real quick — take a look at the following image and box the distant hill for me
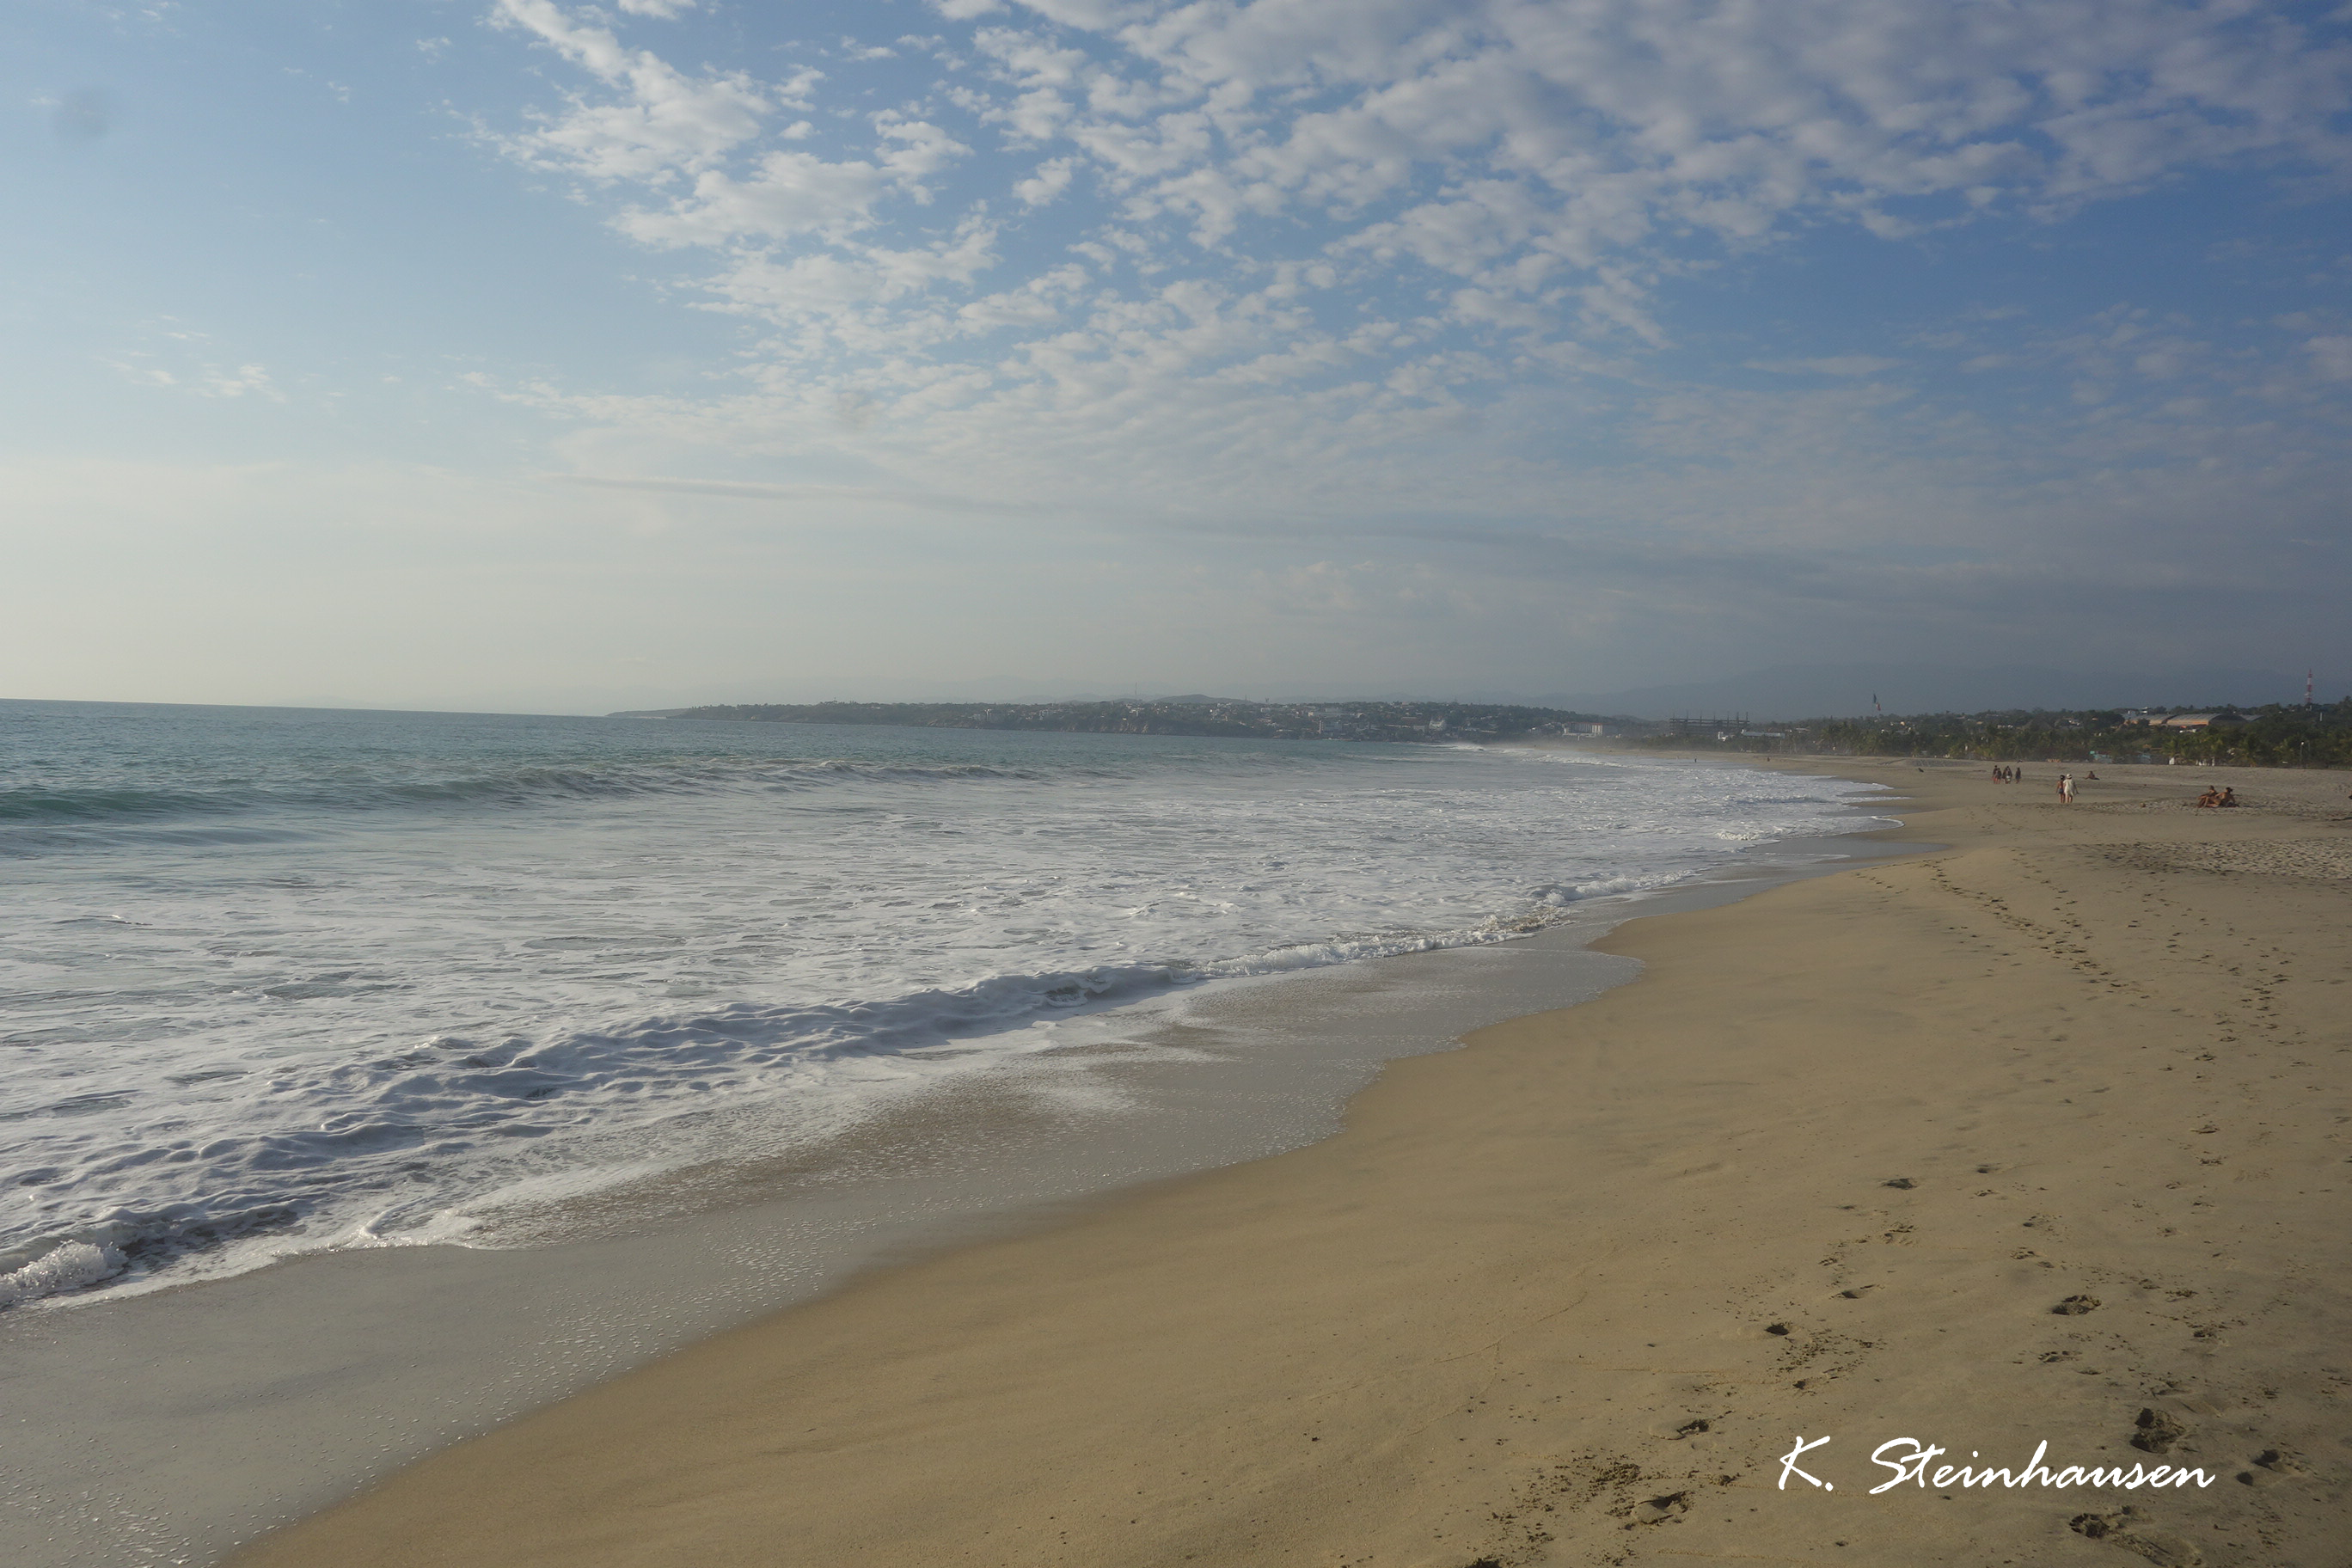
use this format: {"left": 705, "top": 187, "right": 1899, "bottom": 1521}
{"left": 660, "top": 698, "right": 1626, "bottom": 744}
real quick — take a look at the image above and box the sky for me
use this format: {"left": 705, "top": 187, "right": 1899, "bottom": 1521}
{"left": 6, "top": 0, "right": 2349, "bottom": 714}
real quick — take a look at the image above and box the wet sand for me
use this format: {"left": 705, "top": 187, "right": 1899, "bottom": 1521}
{"left": 235, "top": 759, "right": 2349, "bottom": 1567}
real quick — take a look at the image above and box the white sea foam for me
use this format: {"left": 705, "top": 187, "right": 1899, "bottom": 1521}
{"left": 0, "top": 704, "right": 1886, "bottom": 1306}
{"left": 0, "top": 1240, "right": 126, "bottom": 1308}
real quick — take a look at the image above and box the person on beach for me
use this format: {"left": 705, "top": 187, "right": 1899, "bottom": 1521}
{"left": 2219, "top": 787, "right": 2238, "bottom": 807}
{"left": 2059, "top": 773, "right": 2074, "bottom": 804}
{"left": 2196, "top": 787, "right": 2220, "bottom": 807}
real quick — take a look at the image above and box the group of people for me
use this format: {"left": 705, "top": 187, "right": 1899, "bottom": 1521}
{"left": 1989, "top": 764, "right": 2099, "bottom": 804}
{"left": 1990, "top": 763, "right": 2239, "bottom": 808}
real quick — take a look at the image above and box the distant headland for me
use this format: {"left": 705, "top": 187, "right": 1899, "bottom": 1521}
{"left": 646, "top": 698, "right": 1623, "bottom": 744}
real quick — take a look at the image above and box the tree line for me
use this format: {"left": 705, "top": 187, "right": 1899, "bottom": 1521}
{"left": 1657, "top": 701, "right": 2352, "bottom": 768}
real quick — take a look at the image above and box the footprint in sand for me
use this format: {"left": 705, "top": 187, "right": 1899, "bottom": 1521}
{"left": 2131, "top": 1408, "right": 2186, "bottom": 1455}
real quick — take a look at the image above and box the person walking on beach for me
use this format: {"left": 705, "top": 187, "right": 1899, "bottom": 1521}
{"left": 2058, "top": 773, "right": 2074, "bottom": 804}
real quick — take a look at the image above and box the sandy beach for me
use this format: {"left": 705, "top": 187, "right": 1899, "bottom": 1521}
{"left": 234, "top": 758, "right": 2349, "bottom": 1568}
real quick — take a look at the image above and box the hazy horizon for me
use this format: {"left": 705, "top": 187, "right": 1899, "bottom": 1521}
{"left": 9, "top": 2, "right": 2348, "bottom": 710}
{"left": 9, "top": 653, "right": 2340, "bottom": 723}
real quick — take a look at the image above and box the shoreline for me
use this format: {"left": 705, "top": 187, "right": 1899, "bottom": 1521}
{"left": 1, "top": 763, "right": 1894, "bottom": 1568}
{"left": 226, "top": 754, "right": 2349, "bottom": 1566}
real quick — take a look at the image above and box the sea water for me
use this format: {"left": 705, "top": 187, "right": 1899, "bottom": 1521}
{"left": 0, "top": 700, "right": 1881, "bottom": 1309}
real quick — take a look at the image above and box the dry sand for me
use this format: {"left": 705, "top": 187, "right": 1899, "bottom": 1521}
{"left": 236, "top": 759, "right": 2350, "bottom": 1568}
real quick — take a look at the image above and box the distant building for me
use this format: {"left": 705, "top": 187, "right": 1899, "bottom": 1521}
{"left": 2128, "top": 712, "right": 2244, "bottom": 730}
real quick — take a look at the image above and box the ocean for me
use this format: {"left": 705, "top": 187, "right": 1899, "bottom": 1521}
{"left": 0, "top": 699, "right": 1884, "bottom": 1312}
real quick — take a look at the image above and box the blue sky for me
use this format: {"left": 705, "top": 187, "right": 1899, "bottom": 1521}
{"left": 7, "top": 0, "right": 2349, "bottom": 712}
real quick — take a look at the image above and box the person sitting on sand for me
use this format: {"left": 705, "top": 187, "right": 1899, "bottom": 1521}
{"left": 2218, "top": 787, "right": 2238, "bottom": 807}
{"left": 2196, "top": 787, "right": 2220, "bottom": 807}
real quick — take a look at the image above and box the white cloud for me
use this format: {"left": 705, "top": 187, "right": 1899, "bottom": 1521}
{"left": 104, "top": 342, "right": 286, "bottom": 401}
{"left": 202, "top": 364, "right": 282, "bottom": 401}
{"left": 1014, "top": 156, "right": 1075, "bottom": 206}
{"left": 107, "top": 360, "right": 177, "bottom": 389}
{"left": 1747, "top": 358, "right": 1908, "bottom": 377}
{"left": 616, "top": 150, "right": 888, "bottom": 245}
{"left": 459, "top": 0, "right": 2352, "bottom": 602}
{"left": 691, "top": 222, "right": 1005, "bottom": 355}
{"left": 876, "top": 117, "right": 974, "bottom": 195}
{"left": 959, "top": 290, "right": 1065, "bottom": 330}
{"left": 2308, "top": 336, "right": 2352, "bottom": 381}
{"left": 490, "top": 0, "right": 772, "bottom": 183}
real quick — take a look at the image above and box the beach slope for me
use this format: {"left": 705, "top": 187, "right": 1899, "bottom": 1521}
{"left": 237, "top": 762, "right": 2350, "bottom": 1567}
